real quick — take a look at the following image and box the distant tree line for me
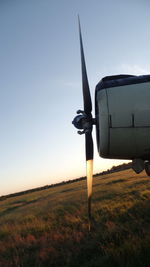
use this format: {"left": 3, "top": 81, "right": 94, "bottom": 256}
{"left": 0, "top": 162, "right": 132, "bottom": 201}
{"left": 94, "top": 162, "right": 132, "bottom": 176}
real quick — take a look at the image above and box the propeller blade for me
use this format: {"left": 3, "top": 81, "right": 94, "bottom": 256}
{"left": 78, "top": 16, "right": 92, "bottom": 115}
{"left": 77, "top": 17, "right": 94, "bottom": 230}
{"left": 85, "top": 131, "right": 93, "bottom": 230}
{"left": 85, "top": 131, "right": 93, "bottom": 161}
{"left": 86, "top": 159, "right": 93, "bottom": 231}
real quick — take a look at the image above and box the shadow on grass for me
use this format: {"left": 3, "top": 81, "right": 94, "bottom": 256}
{"left": 106, "top": 179, "right": 126, "bottom": 185}
{"left": 0, "top": 199, "right": 42, "bottom": 217}
{"left": 128, "top": 179, "right": 150, "bottom": 189}
{"left": 60, "top": 188, "right": 80, "bottom": 193}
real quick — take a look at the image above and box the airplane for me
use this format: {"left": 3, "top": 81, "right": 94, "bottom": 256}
{"left": 72, "top": 18, "right": 150, "bottom": 228}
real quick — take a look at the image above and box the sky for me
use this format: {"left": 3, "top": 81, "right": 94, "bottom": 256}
{"left": 0, "top": 0, "right": 150, "bottom": 195}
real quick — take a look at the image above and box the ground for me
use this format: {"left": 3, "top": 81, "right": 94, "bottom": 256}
{"left": 1, "top": 169, "right": 150, "bottom": 266}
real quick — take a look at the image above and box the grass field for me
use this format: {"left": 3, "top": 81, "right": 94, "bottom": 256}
{"left": 1, "top": 169, "right": 150, "bottom": 266}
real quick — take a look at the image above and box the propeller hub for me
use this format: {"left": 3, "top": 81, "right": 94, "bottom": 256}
{"left": 72, "top": 110, "right": 94, "bottom": 135}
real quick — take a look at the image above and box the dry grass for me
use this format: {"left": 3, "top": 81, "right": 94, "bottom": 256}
{"left": 1, "top": 169, "right": 150, "bottom": 266}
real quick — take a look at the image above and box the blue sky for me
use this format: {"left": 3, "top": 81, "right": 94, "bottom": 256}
{"left": 0, "top": 0, "right": 150, "bottom": 195}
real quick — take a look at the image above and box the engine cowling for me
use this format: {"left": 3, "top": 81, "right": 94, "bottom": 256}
{"left": 95, "top": 74, "right": 150, "bottom": 160}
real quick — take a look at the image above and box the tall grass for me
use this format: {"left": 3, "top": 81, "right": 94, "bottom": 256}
{"left": 1, "top": 169, "right": 150, "bottom": 266}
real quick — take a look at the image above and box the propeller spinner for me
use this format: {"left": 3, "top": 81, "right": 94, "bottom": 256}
{"left": 72, "top": 18, "right": 95, "bottom": 230}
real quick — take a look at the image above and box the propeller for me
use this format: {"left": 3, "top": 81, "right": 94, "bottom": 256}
{"left": 72, "top": 17, "right": 95, "bottom": 230}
